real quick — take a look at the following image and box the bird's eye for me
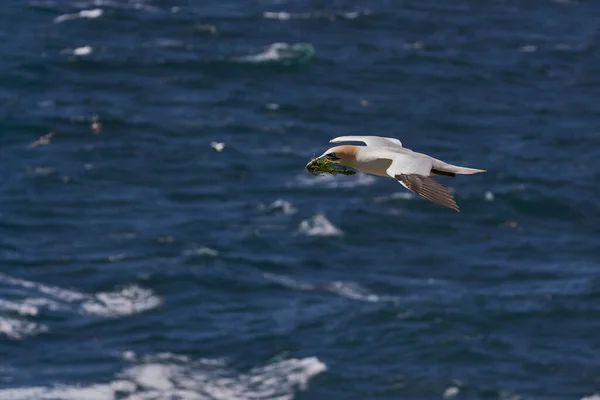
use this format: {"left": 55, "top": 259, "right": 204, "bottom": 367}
{"left": 325, "top": 152, "right": 340, "bottom": 160}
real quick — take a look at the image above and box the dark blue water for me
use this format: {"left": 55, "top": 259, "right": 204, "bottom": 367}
{"left": 1, "top": 0, "right": 600, "bottom": 399}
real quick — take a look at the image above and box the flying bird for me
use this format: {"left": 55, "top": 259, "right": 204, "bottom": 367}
{"left": 308, "top": 136, "right": 486, "bottom": 212}
{"left": 29, "top": 131, "right": 55, "bottom": 148}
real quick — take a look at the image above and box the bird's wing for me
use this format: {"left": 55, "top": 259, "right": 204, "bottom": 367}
{"left": 330, "top": 136, "right": 403, "bottom": 148}
{"left": 394, "top": 173, "right": 459, "bottom": 212}
{"left": 385, "top": 152, "right": 432, "bottom": 176}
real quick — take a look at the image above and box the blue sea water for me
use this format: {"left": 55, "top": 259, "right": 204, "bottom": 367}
{"left": 1, "top": 0, "right": 600, "bottom": 399}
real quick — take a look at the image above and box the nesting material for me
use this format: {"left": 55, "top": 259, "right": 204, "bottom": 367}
{"left": 305, "top": 157, "right": 356, "bottom": 176}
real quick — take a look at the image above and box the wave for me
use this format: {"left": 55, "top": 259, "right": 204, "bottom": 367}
{"left": 263, "top": 9, "right": 372, "bottom": 21}
{"left": 0, "top": 317, "right": 47, "bottom": 339}
{"left": 54, "top": 8, "right": 103, "bottom": 23}
{"left": 264, "top": 273, "right": 399, "bottom": 304}
{"left": 0, "top": 273, "right": 161, "bottom": 338}
{"left": 296, "top": 213, "right": 343, "bottom": 237}
{"left": 582, "top": 395, "right": 600, "bottom": 400}
{"left": 259, "top": 199, "right": 297, "bottom": 215}
{"left": 0, "top": 352, "right": 327, "bottom": 400}
{"left": 61, "top": 45, "right": 94, "bottom": 56}
{"left": 295, "top": 172, "right": 376, "bottom": 188}
{"left": 235, "top": 42, "right": 315, "bottom": 65}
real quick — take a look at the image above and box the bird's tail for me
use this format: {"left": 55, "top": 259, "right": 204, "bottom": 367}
{"left": 431, "top": 159, "right": 486, "bottom": 175}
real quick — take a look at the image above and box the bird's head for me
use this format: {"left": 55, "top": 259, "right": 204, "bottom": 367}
{"left": 316, "top": 145, "right": 359, "bottom": 167}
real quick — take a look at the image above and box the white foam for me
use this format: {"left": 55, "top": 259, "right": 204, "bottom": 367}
{"left": 263, "top": 273, "right": 315, "bottom": 291}
{"left": 582, "top": 395, "right": 600, "bottom": 400}
{"left": 519, "top": 45, "right": 537, "bottom": 53}
{"left": 296, "top": 171, "right": 376, "bottom": 188}
{"left": 374, "top": 191, "right": 414, "bottom": 202}
{"left": 0, "top": 355, "right": 326, "bottom": 400}
{"left": 238, "top": 42, "right": 315, "bottom": 64}
{"left": 0, "top": 317, "right": 47, "bottom": 339}
{"left": 263, "top": 11, "right": 293, "bottom": 20}
{"left": 263, "top": 10, "right": 370, "bottom": 21}
{"left": 72, "top": 46, "right": 93, "bottom": 56}
{"left": 0, "top": 299, "right": 38, "bottom": 316}
{"left": 0, "top": 273, "right": 160, "bottom": 319}
{"left": 261, "top": 199, "right": 297, "bottom": 215}
{"left": 55, "top": 8, "right": 103, "bottom": 23}
{"left": 484, "top": 191, "right": 494, "bottom": 201}
{"left": 264, "top": 273, "right": 398, "bottom": 304}
{"left": 71, "top": 0, "right": 159, "bottom": 12}
{"left": 443, "top": 386, "right": 460, "bottom": 398}
{"left": 0, "top": 273, "right": 86, "bottom": 302}
{"left": 184, "top": 246, "right": 219, "bottom": 257}
{"left": 82, "top": 285, "right": 161, "bottom": 317}
{"left": 210, "top": 141, "right": 225, "bottom": 152}
{"left": 327, "top": 281, "right": 381, "bottom": 303}
{"left": 297, "top": 213, "right": 343, "bottom": 237}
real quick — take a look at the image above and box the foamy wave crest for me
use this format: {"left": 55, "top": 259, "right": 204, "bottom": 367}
{"left": 0, "top": 317, "right": 47, "bottom": 339}
{"left": 582, "top": 395, "right": 600, "bottom": 400}
{"left": 0, "top": 353, "right": 327, "bottom": 400}
{"left": 70, "top": 0, "right": 160, "bottom": 12}
{"left": 297, "top": 213, "right": 343, "bottom": 236}
{"left": 259, "top": 199, "right": 297, "bottom": 215}
{"left": 54, "top": 8, "right": 103, "bottom": 23}
{"left": 81, "top": 285, "right": 161, "bottom": 317}
{"left": 0, "top": 299, "right": 38, "bottom": 316}
{"left": 374, "top": 191, "right": 414, "bottom": 202}
{"left": 327, "top": 281, "right": 397, "bottom": 303}
{"left": 263, "top": 273, "right": 316, "bottom": 291}
{"left": 237, "top": 43, "right": 315, "bottom": 65}
{"left": 263, "top": 9, "right": 371, "bottom": 21}
{"left": 264, "top": 273, "right": 399, "bottom": 304}
{"left": 0, "top": 273, "right": 160, "bottom": 320}
{"left": 295, "top": 172, "right": 376, "bottom": 188}
{"left": 61, "top": 45, "right": 93, "bottom": 56}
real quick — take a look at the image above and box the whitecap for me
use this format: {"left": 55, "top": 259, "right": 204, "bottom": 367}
{"left": 237, "top": 42, "right": 315, "bottom": 64}
{"left": 0, "top": 317, "right": 47, "bottom": 339}
{"left": 0, "top": 273, "right": 160, "bottom": 319}
{"left": 263, "top": 11, "right": 292, "bottom": 20}
{"left": 263, "top": 273, "right": 315, "bottom": 291}
{"left": 0, "top": 273, "right": 86, "bottom": 302}
{"left": 582, "top": 395, "right": 600, "bottom": 400}
{"left": 54, "top": 8, "right": 103, "bottom": 23}
{"left": 374, "top": 191, "right": 414, "bottom": 202}
{"left": 297, "top": 213, "right": 343, "bottom": 237}
{"left": 0, "top": 299, "right": 38, "bottom": 316}
{"left": 210, "top": 141, "right": 225, "bottom": 152}
{"left": 184, "top": 246, "right": 219, "bottom": 257}
{"left": 519, "top": 45, "right": 537, "bottom": 53}
{"left": 326, "top": 281, "right": 381, "bottom": 303}
{"left": 263, "top": 10, "right": 371, "bottom": 21}
{"left": 443, "top": 386, "right": 460, "bottom": 398}
{"left": 260, "top": 199, "right": 297, "bottom": 215}
{"left": 484, "top": 191, "right": 494, "bottom": 201}
{"left": 72, "top": 45, "right": 93, "bottom": 56}
{"left": 81, "top": 285, "right": 161, "bottom": 317}
{"left": 0, "top": 354, "right": 326, "bottom": 400}
{"left": 295, "top": 171, "right": 376, "bottom": 188}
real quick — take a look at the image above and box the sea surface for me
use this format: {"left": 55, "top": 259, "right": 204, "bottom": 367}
{"left": 1, "top": 0, "right": 600, "bottom": 399}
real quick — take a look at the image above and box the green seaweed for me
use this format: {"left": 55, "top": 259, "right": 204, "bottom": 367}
{"left": 305, "top": 157, "right": 356, "bottom": 176}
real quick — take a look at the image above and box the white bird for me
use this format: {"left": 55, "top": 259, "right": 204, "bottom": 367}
{"left": 311, "top": 135, "right": 486, "bottom": 212}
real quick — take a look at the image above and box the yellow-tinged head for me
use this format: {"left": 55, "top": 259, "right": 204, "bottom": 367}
{"left": 317, "top": 145, "right": 360, "bottom": 167}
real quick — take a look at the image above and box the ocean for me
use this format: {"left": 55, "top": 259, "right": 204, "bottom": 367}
{"left": 1, "top": 0, "right": 599, "bottom": 399}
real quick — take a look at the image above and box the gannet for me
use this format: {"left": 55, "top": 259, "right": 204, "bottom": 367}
{"left": 29, "top": 131, "right": 55, "bottom": 148}
{"left": 309, "top": 136, "right": 486, "bottom": 212}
